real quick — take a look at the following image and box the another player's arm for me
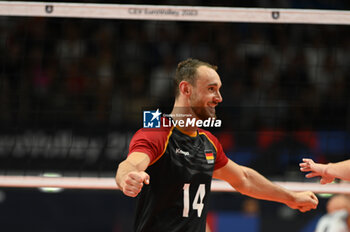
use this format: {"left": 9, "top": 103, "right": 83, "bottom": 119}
{"left": 213, "top": 160, "right": 318, "bottom": 212}
{"left": 116, "top": 152, "right": 150, "bottom": 197}
{"left": 300, "top": 158, "right": 350, "bottom": 184}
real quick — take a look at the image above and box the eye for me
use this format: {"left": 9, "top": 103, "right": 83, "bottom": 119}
{"left": 208, "top": 87, "right": 214, "bottom": 92}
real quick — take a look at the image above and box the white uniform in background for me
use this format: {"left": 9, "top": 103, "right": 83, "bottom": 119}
{"left": 315, "top": 210, "right": 349, "bottom": 232}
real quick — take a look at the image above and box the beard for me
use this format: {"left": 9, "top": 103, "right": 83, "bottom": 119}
{"left": 191, "top": 106, "right": 216, "bottom": 120}
{"left": 189, "top": 93, "right": 217, "bottom": 120}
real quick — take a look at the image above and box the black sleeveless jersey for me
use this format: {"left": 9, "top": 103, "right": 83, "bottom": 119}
{"left": 128, "top": 121, "right": 228, "bottom": 232}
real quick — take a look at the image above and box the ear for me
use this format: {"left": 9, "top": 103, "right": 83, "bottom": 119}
{"left": 179, "top": 81, "right": 192, "bottom": 97}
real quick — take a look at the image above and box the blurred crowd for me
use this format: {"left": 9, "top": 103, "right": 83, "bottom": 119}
{"left": 1, "top": 16, "right": 350, "bottom": 131}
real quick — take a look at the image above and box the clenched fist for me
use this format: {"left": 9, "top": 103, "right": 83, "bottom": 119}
{"left": 286, "top": 191, "right": 318, "bottom": 212}
{"left": 120, "top": 171, "right": 150, "bottom": 197}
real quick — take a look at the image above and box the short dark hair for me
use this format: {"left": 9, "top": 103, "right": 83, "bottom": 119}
{"left": 174, "top": 58, "right": 217, "bottom": 98}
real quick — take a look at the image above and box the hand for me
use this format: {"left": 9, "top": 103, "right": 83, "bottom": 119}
{"left": 299, "top": 158, "right": 334, "bottom": 184}
{"left": 120, "top": 171, "right": 150, "bottom": 197}
{"left": 286, "top": 191, "right": 318, "bottom": 212}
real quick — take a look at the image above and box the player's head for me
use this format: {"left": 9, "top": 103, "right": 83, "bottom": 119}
{"left": 174, "top": 58, "right": 217, "bottom": 98}
{"left": 174, "top": 58, "right": 222, "bottom": 120}
{"left": 327, "top": 194, "right": 350, "bottom": 214}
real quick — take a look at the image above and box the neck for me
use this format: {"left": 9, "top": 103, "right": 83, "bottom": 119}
{"left": 171, "top": 100, "right": 198, "bottom": 134}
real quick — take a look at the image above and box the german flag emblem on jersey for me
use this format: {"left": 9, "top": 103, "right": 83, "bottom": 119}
{"left": 205, "top": 150, "right": 214, "bottom": 164}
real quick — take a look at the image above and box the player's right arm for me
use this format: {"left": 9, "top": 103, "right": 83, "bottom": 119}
{"left": 300, "top": 158, "right": 350, "bottom": 184}
{"left": 116, "top": 152, "right": 151, "bottom": 197}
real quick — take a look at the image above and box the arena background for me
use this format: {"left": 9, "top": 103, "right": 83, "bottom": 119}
{"left": 1, "top": 0, "right": 350, "bottom": 231}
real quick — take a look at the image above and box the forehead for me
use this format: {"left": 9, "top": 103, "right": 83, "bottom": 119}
{"left": 195, "top": 65, "right": 221, "bottom": 86}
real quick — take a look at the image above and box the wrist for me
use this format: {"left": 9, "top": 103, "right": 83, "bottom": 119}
{"left": 285, "top": 191, "right": 297, "bottom": 204}
{"left": 278, "top": 188, "right": 296, "bottom": 206}
{"left": 323, "top": 163, "right": 333, "bottom": 177}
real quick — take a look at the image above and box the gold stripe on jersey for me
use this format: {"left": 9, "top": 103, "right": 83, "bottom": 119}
{"left": 149, "top": 126, "right": 175, "bottom": 166}
{"left": 175, "top": 126, "right": 198, "bottom": 137}
{"left": 199, "top": 132, "right": 218, "bottom": 152}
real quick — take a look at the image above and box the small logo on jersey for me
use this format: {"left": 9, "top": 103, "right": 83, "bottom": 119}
{"left": 143, "top": 109, "right": 161, "bottom": 128}
{"left": 205, "top": 150, "right": 214, "bottom": 164}
{"left": 176, "top": 148, "right": 190, "bottom": 156}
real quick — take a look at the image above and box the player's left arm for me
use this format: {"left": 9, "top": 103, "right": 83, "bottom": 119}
{"left": 213, "top": 160, "right": 318, "bottom": 212}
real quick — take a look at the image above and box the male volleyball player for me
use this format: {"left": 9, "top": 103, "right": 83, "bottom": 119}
{"left": 116, "top": 58, "right": 318, "bottom": 232}
{"left": 300, "top": 158, "right": 350, "bottom": 184}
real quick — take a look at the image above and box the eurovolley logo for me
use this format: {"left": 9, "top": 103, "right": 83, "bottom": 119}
{"left": 143, "top": 109, "right": 222, "bottom": 128}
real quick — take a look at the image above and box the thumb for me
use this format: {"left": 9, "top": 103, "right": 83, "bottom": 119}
{"left": 320, "top": 177, "right": 333, "bottom": 185}
{"left": 305, "top": 172, "right": 319, "bottom": 178}
{"left": 140, "top": 172, "right": 150, "bottom": 185}
{"left": 320, "top": 178, "right": 327, "bottom": 185}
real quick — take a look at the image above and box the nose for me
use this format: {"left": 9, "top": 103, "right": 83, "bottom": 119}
{"left": 215, "top": 90, "right": 223, "bottom": 103}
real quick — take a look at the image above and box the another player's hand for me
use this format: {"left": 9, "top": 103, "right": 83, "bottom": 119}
{"left": 120, "top": 171, "right": 150, "bottom": 197}
{"left": 286, "top": 191, "right": 318, "bottom": 212}
{"left": 299, "top": 158, "right": 334, "bottom": 184}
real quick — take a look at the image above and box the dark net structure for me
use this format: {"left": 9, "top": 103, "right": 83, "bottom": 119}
{"left": 2, "top": 2, "right": 350, "bottom": 232}
{"left": 1, "top": 4, "right": 350, "bottom": 180}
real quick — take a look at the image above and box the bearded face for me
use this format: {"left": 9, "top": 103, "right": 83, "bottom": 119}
{"left": 188, "top": 66, "right": 222, "bottom": 121}
{"left": 190, "top": 92, "right": 217, "bottom": 120}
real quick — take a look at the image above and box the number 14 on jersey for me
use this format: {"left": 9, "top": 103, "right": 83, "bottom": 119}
{"left": 183, "top": 183, "right": 206, "bottom": 217}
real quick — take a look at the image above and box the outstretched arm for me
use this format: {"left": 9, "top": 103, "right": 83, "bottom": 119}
{"left": 300, "top": 158, "right": 350, "bottom": 184}
{"left": 213, "top": 160, "right": 318, "bottom": 212}
{"left": 116, "top": 152, "right": 150, "bottom": 197}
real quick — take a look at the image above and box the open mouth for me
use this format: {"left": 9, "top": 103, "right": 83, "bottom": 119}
{"left": 208, "top": 103, "right": 217, "bottom": 110}
{"left": 208, "top": 102, "right": 217, "bottom": 107}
